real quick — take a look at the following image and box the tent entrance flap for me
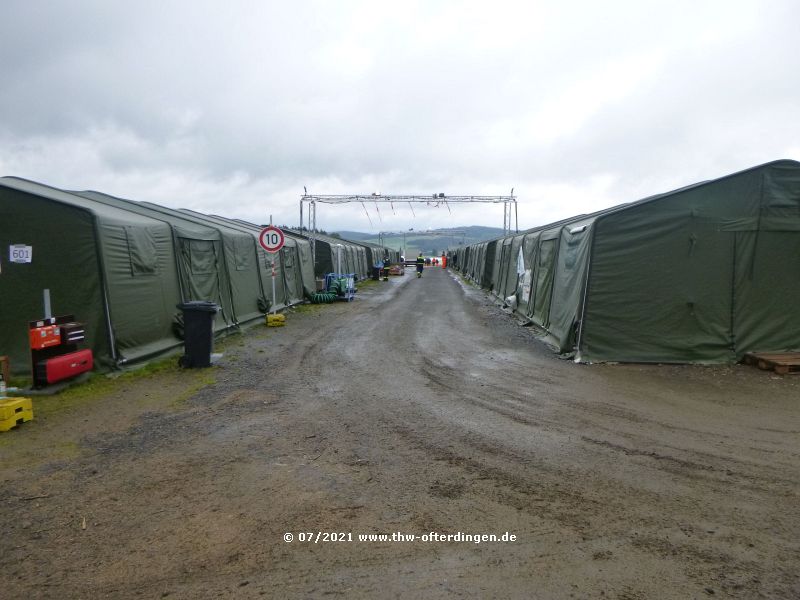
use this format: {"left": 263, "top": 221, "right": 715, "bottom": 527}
{"left": 732, "top": 231, "right": 800, "bottom": 355}
{"left": 531, "top": 238, "right": 556, "bottom": 326}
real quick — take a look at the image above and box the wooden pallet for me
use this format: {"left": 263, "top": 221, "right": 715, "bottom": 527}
{"left": 0, "top": 355, "right": 9, "bottom": 385}
{"left": 743, "top": 352, "right": 800, "bottom": 375}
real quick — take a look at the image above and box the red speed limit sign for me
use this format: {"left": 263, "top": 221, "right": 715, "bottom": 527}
{"left": 259, "top": 225, "right": 285, "bottom": 253}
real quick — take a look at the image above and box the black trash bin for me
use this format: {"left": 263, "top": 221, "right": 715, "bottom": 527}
{"left": 371, "top": 265, "right": 381, "bottom": 280}
{"left": 177, "top": 301, "right": 219, "bottom": 368}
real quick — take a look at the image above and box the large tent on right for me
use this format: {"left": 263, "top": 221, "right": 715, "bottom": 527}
{"left": 457, "top": 159, "right": 800, "bottom": 363}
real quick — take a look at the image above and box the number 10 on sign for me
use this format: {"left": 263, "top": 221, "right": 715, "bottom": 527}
{"left": 259, "top": 226, "right": 285, "bottom": 315}
{"left": 259, "top": 226, "right": 285, "bottom": 253}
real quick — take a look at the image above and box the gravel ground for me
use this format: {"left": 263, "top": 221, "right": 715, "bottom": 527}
{"left": 1, "top": 267, "right": 798, "bottom": 599}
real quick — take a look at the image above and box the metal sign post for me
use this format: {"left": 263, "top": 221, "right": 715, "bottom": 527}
{"left": 259, "top": 224, "right": 286, "bottom": 315}
{"left": 271, "top": 259, "right": 276, "bottom": 315}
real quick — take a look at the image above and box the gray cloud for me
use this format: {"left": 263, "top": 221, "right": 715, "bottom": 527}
{"left": 1, "top": 0, "right": 798, "bottom": 232}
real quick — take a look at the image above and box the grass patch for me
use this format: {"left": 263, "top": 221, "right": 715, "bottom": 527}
{"left": 51, "top": 440, "right": 82, "bottom": 459}
{"left": 356, "top": 278, "right": 380, "bottom": 288}
{"left": 170, "top": 372, "right": 217, "bottom": 408}
{"left": 0, "top": 355, "right": 218, "bottom": 462}
{"left": 292, "top": 303, "right": 325, "bottom": 314}
{"left": 32, "top": 355, "right": 186, "bottom": 417}
{"left": 216, "top": 329, "right": 246, "bottom": 350}
{"left": 453, "top": 270, "right": 478, "bottom": 287}
{"left": 0, "top": 430, "right": 82, "bottom": 457}
{"left": 24, "top": 359, "right": 217, "bottom": 426}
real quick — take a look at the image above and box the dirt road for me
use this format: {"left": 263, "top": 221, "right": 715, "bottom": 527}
{"left": 2, "top": 267, "right": 798, "bottom": 599}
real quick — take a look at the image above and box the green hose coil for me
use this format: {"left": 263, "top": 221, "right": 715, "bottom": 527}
{"left": 311, "top": 292, "right": 337, "bottom": 304}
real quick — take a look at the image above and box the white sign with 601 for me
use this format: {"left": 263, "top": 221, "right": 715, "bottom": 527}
{"left": 9, "top": 244, "right": 33, "bottom": 263}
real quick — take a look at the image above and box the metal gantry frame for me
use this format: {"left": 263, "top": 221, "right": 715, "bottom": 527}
{"left": 299, "top": 191, "right": 517, "bottom": 260}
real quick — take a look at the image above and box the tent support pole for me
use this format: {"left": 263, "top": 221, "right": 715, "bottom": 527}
{"left": 310, "top": 201, "right": 316, "bottom": 263}
{"left": 43, "top": 289, "right": 52, "bottom": 319}
{"left": 574, "top": 230, "right": 595, "bottom": 363}
{"left": 91, "top": 215, "right": 119, "bottom": 364}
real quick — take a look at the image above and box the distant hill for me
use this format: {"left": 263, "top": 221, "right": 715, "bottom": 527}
{"left": 334, "top": 226, "right": 506, "bottom": 256}
{"left": 335, "top": 230, "right": 374, "bottom": 241}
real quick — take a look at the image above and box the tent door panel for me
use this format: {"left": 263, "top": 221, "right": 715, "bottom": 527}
{"left": 532, "top": 239, "right": 556, "bottom": 325}
{"left": 282, "top": 247, "right": 299, "bottom": 304}
{"left": 178, "top": 239, "right": 224, "bottom": 307}
{"left": 732, "top": 231, "right": 800, "bottom": 355}
{"left": 497, "top": 243, "right": 509, "bottom": 297}
{"left": 522, "top": 237, "right": 539, "bottom": 318}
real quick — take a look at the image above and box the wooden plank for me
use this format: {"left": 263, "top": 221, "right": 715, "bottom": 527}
{"left": 0, "top": 355, "right": 9, "bottom": 385}
{"left": 743, "top": 351, "right": 800, "bottom": 374}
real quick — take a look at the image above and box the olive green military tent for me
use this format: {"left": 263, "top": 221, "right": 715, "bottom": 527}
{"left": 77, "top": 195, "right": 314, "bottom": 318}
{"left": 0, "top": 178, "right": 316, "bottom": 376}
{"left": 74, "top": 190, "right": 255, "bottom": 330}
{"left": 180, "top": 210, "right": 316, "bottom": 305}
{"left": 351, "top": 240, "right": 401, "bottom": 268}
{"left": 284, "top": 229, "right": 370, "bottom": 279}
{"left": 456, "top": 160, "right": 800, "bottom": 363}
{"left": 0, "top": 177, "right": 187, "bottom": 374}
{"left": 464, "top": 239, "right": 497, "bottom": 288}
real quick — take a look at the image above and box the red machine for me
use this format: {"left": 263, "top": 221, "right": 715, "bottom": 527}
{"left": 35, "top": 350, "right": 93, "bottom": 384}
{"left": 29, "top": 324, "right": 62, "bottom": 350}
{"left": 29, "top": 315, "right": 92, "bottom": 387}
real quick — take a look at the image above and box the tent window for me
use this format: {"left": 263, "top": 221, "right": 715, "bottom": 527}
{"left": 189, "top": 240, "right": 216, "bottom": 275}
{"left": 539, "top": 240, "right": 554, "bottom": 267}
{"left": 125, "top": 226, "right": 157, "bottom": 276}
{"left": 233, "top": 237, "right": 251, "bottom": 271}
{"left": 563, "top": 232, "right": 583, "bottom": 270}
{"left": 284, "top": 249, "right": 294, "bottom": 268}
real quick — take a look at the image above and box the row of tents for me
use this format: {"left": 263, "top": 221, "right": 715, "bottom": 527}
{"left": 0, "top": 177, "right": 396, "bottom": 376}
{"left": 451, "top": 159, "right": 800, "bottom": 364}
{"left": 291, "top": 229, "right": 400, "bottom": 281}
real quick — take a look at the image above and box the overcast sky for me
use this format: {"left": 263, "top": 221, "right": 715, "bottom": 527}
{"left": 1, "top": 0, "right": 798, "bottom": 233}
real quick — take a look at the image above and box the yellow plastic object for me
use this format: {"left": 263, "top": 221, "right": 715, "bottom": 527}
{"left": 266, "top": 313, "right": 286, "bottom": 327}
{"left": 0, "top": 408, "right": 34, "bottom": 432}
{"left": 0, "top": 397, "right": 33, "bottom": 421}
